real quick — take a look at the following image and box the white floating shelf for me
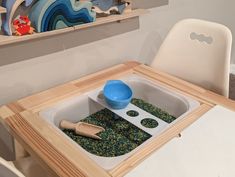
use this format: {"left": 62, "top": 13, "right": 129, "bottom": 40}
{"left": 0, "top": 6, "right": 7, "bottom": 14}
{"left": 0, "top": 9, "right": 147, "bottom": 47}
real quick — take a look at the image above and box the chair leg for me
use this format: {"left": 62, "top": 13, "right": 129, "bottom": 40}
{"left": 14, "top": 139, "right": 29, "bottom": 159}
{"left": 0, "top": 122, "right": 15, "bottom": 160}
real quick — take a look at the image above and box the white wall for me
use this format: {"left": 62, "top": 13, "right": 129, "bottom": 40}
{"left": 0, "top": 0, "right": 235, "bottom": 106}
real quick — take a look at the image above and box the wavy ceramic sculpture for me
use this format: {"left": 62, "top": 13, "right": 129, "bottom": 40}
{"left": 2, "top": 0, "right": 34, "bottom": 35}
{"left": 29, "top": 0, "right": 96, "bottom": 33}
{"left": 91, "top": 0, "right": 130, "bottom": 15}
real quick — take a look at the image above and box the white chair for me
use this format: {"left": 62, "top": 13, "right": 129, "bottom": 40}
{"left": 151, "top": 19, "right": 232, "bottom": 97}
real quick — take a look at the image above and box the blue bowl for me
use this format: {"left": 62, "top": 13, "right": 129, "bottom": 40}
{"left": 103, "top": 80, "right": 133, "bottom": 109}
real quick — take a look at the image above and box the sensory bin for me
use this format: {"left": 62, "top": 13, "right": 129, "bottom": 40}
{"left": 40, "top": 74, "right": 199, "bottom": 170}
{"left": 63, "top": 98, "right": 176, "bottom": 157}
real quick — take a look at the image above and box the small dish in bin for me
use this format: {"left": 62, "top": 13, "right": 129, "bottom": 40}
{"left": 103, "top": 80, "right": 133, "bottom": 109}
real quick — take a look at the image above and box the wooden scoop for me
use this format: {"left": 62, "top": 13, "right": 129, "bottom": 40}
{"left": 60, "top": 120, "right": 105, "bottom": 140}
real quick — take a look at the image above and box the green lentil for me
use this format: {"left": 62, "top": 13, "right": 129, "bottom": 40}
{"left": 62, "top": 98, "right": 176, "bottom": 157}
{"left": 126, "top": 110, "right": 139, "bottom": 117}
{"left": 131, "top": 98, "right": 176, "bottom": 123}
{"left": 141, "top": 118, "right": 159, "bottom": 128}
{"left": 63, "top": 108, "right": 151, "bottom": 157}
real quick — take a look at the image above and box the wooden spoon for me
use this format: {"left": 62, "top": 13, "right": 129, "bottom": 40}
{"left": 60, "top": 120, "right": 105, "bottom": 140}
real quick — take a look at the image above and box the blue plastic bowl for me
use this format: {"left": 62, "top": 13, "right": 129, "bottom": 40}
{"left": 103, "top": 80, "right": 133, "bottom": 109}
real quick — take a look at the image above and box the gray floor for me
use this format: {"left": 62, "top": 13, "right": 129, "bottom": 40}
{"left": 229, "top": 74, "right": 235, "bottom": 100}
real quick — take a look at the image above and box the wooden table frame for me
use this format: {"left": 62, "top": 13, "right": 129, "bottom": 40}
{"left": 0, "top": 61, "right": 235, "bottom": 177}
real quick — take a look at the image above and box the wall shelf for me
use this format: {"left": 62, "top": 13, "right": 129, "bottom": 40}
{"left": 0, "top": 9, "right": 147, "bottom": 47}
{"left": 0, "top": 6, "right": 7, "bottom": 14}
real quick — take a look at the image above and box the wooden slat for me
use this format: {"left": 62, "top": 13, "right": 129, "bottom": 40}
{"left": 109, "top": 104, "right": 212, "bottom": 177}
{"left": 6, "top": 112, "right": 111, "bottom": 177}
{"left": 203, "top": 91, "right": 235, "bottom": 111}
{"left": 18, "top": 84, "right": 79, "bottom": 110}
{"left": 7, "top": 102, "right": 25, "bottom": 114}
{"left": 0, "top": 106, "right": 15, "bottom": 121}
{"left": 123, "top": 60, "right": 141, "bottom": 68}
{"left": 134, "top": 65, "right": 235, "bottom": 110}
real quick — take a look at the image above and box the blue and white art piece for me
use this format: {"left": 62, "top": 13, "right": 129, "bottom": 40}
{"left": 2, "top": 0, "right": 34, "bottom": 35}
{"left": 91, "top": 0, "right": 130, "bottom": 15}
{"left": 29, "top": 0, "right": 96, "bottom": 33}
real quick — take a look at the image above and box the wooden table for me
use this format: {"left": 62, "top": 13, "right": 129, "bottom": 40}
{"left": 0, "top": 61, "right": 235, "bottom": 177}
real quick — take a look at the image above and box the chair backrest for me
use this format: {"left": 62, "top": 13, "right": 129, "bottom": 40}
{"left": 0, "top": 157, "right": 25, "bottom": 177}
{"left": 151, "top": 19, "right": 232, "bottom": 97}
